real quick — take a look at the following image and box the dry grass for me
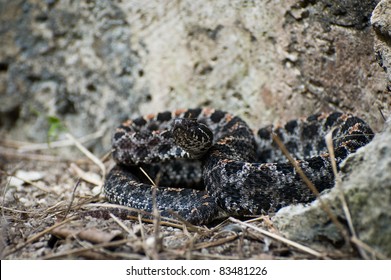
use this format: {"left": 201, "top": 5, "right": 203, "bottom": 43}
{"left": 0, "top": 132, "right": 378, "bottom": 260}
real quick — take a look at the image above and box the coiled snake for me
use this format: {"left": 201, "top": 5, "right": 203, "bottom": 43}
{"left": 104, "top": 108, "right": 373, "bottom": 224}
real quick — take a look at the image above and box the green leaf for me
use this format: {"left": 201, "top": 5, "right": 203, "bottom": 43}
{"left": 47, "top": 115, "right": 67, "bottom": 144}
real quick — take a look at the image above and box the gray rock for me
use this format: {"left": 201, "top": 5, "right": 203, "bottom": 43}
{"left": 371, "top": 0, "right": 391, "bottom": 92}
{"left": 0, "top": 1, "right": 389, "bottom": 156}
{"left": 272, "top": 117, "right": 391, "bottom": 258}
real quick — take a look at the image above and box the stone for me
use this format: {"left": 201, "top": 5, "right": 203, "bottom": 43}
{"left": 272, "top": 116, "right": 391, "bottom": 258}
{"left": 0, "top": 1, "right": 389, "bottom": 157}
{"left": 371, "top": 0, "right": 391, "bottom": 92}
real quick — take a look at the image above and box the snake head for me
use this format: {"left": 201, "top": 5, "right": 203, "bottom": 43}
{"left": 172, "top": 118, "right": 213, "bottom": 159}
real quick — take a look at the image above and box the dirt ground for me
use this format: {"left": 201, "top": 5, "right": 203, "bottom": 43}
{"left": 0, "top": 137, "right": 366, "bottom": 260}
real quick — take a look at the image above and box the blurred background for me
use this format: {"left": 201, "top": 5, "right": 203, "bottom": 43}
{"left": 0, "top": 0, "right": 389, "bottom": 157}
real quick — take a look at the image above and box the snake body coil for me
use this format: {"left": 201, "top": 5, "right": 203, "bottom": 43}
{"left": 104, "top": 108, "right": 373, "bottom": 224}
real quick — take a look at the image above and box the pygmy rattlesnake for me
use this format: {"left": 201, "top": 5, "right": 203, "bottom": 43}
{"left": 104, "top": 108, "right": 373, "bottom": 224}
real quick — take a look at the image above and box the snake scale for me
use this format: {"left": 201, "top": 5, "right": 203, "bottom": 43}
{"left": 104, "top": 108, "right": 374, "bottom": 224}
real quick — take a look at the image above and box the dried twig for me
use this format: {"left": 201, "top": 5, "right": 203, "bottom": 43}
{"left": 63, "top": 178, "right": 81, "bottom": 220}
{"left": 378, "top": 106, "right": 386, "bottom": 122}
{"left": 137, "top": 213, "right": 147, "bottom": 252}
{"left": 3, "top": 216, "right": 76, "bottom": 257}
{"left": 272, "top": 133, "right": 350, "bottom": 244}
{"left": 65, "top": 133, "right": 106, "bottom": 177}
{"left": 43, "top": 239, "right": 131, "bottom": 260}
{"left": 229, "top": 217, "right": 326, "bottom": 258}
{"left": 350, "top": 236, "right": 387, "bottom": 260}
{"left": 51, "top": 227, "right": 123, "bottom": 244}
{"left": 0, "top": 205, "right": 37, "bottom": 214}
{"left": 126, "top": 215, "right": 203, "bottom": 231}
{"left": 69, "top": 163, "right": 103, "bottom": 186}
{"left": 108, "top": 212, "right": 135, "bottom": 237}
{"left": 326, "top": 131, "right": 371, "bottom": 259}
{"left": 193, "top": 234, "right": 238, "bottom": 250}
{"left": 188, "top": 251, "right": 240, "bottom": 260}
{"left": 0, "top": 146, "right": 62, "bottom": 162}
{"left": 15, "top": 128, "right": 106, "bottom": 152}
{"left": 139, "top": 167, "right": 162, "bottom": 259}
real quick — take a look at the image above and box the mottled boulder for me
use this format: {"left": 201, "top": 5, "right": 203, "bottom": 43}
{"left": 0, "top": 1, "right": 388, "bottom": 157}
{"left": 371, "top": 0, "right": 391, "bottom": 92}
{"left": 273, "top": 116, "right": 391, "bottom": 258}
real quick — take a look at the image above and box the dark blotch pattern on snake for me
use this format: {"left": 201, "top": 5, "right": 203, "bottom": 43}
{"left": 104, "top": 108, "right": 374, "bottom": 224}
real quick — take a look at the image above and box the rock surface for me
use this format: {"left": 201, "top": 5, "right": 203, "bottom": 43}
{"left": 371, "top": 0, "right": 391, "bottom": 92}
{"left": 272, "top": 0, "right": 391, "bottom": 258}
{"left": 273, "top": 116, "right": 391, "bottom": 258}
{"left": 0, "top": 0, "right": 389, "bottom": 156}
